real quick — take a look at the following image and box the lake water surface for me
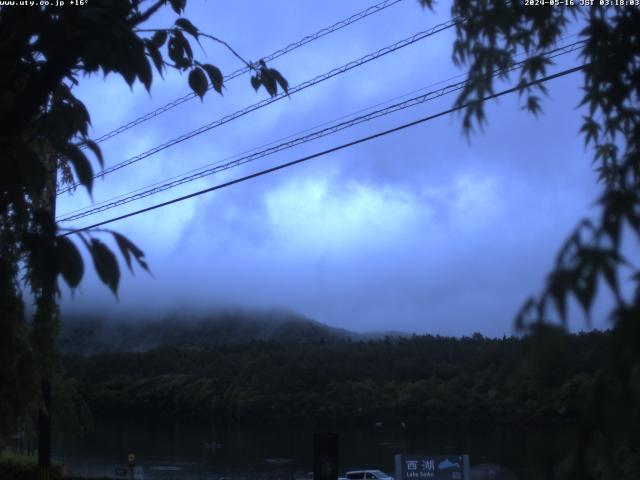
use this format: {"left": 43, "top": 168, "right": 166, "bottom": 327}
{"left": 54, "top": 417, "right": 569, "bottom": 480}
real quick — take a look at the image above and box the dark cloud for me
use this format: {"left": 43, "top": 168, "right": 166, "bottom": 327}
{"left": 58, "top": 0, "right": 610, "bottom": 336}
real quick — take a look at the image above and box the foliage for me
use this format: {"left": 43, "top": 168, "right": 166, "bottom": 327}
{"left": 416, "top": 1, "right": 639, "bottom": 477}
{"left": 50, "top": 371, "right": 93, "bottom": 441}
{"left": 63, "top": 330, "right": 607, "bottom": 425}
{"left": 0, "top": 452, "right": 63, "bottom": 480}
{"left": 0, "top": 0, "right": 285, "bottom": 440}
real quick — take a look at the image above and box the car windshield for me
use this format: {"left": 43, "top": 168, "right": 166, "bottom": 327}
{"left": 371, "top": 471, "right": 388, "bottom": 478}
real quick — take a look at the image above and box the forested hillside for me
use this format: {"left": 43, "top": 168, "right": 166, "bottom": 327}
{"left": 58, "top": 310, "right": 366, "bottom": 355}
{"left": 63, "top": 328, "right": 608, "bottom": 425}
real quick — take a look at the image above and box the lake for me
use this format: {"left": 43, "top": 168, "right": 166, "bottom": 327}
{"left": 54, "top": 417, "right": 569, "bottom": 480}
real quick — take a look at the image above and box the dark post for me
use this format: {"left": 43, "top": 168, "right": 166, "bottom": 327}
{"left": 37, "top": 153, "right": 58, "bottom": 480}
{"left": 38, "top": 380, "right": 51, "bottom": 480}
{"left": 313, "top": 433, "right": 339, "bottom": 480}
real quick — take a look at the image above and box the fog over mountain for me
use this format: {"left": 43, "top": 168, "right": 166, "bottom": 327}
{"left": 55, "top": 0, "right": 620, "bottom": 337}
{"left": 58, "top": 309, "right": 410, "bottom": 355}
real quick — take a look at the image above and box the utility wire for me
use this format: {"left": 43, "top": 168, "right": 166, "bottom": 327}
{"left": 59, "top": 32, "right": 582, "bottom": 219}
{"left": 57, "top": 42, "right": 585, "bottom": 223}
{"left": 59, "top": 62, "right": 482, "bottom": 221}
{"left": 61, "top": 63, "right": 587, "bottom": 237}
{"left": 59, "top": 16, "right": 462, "bottom": 196}
{"left": 89, "top": 0, "right": 406, "bottom": 146}
{"left": 58, "top": 79, "right": 471, "bottom": 219}
{"left": 58, "top": 85, "right": 466, "bottom": 222}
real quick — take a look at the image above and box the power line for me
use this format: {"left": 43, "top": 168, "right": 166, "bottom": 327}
{"left": 60, "top": 16, "right": 461, "bottom": 195}
{"left": 61, "top": 63, "right": 587, "bottom": 237}
{"left": 57, "top": 77, "right": 464, "bottom": 220}
{"left": 58, "top": 85, "right": 465, "bottom": 223}
{"left": 58, "top": 79, "right": 460, "bottom": 219}
{"left": 57, "top": 42, "right": 585, "bottom": 223}
{"left": 58, "top": 82, "right": 447, "bottom": 219}
{"left": 89, "top": 0, "right": 406, "bottom": 146}
{"left": 58, "top": 32, "right": 582, "bottom": 220}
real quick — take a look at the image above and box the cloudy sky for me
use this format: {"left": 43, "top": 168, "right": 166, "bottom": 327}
{"left": 55, "top": 0, "right": 621, "bottom": 336}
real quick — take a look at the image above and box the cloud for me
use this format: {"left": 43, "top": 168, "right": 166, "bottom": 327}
{"left": 264, "top": 167, "right": 419, "bottom": 253}
{"left": 57, "top": 0, "right": 614, "bottom": 337}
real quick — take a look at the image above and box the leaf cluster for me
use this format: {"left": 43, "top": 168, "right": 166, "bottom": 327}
{"left": 251, "top": 59, "right": 290, "bottom": 97}
{"left": 145, "top": 18, "right": 225, "bottom": 99}
{"left": 445, "top": 1, "right": 640, "bottom": 477}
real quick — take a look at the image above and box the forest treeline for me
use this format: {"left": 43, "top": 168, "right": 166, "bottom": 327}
{"left": 62, "top": 326, "right": 609, "bottom": 425}
{"left": 58, "top": 311, "right": 370, "bottom": 355}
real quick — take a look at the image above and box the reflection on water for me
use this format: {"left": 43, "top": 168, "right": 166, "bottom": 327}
{"left": 54, "top": 417, "right": 567, "bottom": 480}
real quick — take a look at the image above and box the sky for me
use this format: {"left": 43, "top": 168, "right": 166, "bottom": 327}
{"left": 55, "top": 0, "right": 625, "bottom": 337}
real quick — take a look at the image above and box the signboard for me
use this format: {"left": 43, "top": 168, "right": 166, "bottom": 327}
{"left": 128, "top": 454, "right": 136, "bottom": 466}
{"left": 394, "top": 454, "right": 470, "bottom": 480}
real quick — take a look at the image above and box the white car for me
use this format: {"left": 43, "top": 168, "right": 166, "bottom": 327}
{"left": 344, "top": 470, "right": 394, "bottom": 480}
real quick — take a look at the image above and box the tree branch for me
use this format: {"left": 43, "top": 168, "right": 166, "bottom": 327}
{"left": 135, "top": 27, "right": 254, "bottom": 70}
{"left": 129, "top": 0, "right": 165, "bottom": 26}
{"left": 198, "top": 32, "right": 253, "bottom": 70}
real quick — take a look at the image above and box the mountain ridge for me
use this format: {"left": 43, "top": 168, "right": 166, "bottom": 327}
{"left": 58, "top": 309, "right": 408, "bottom": 355}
